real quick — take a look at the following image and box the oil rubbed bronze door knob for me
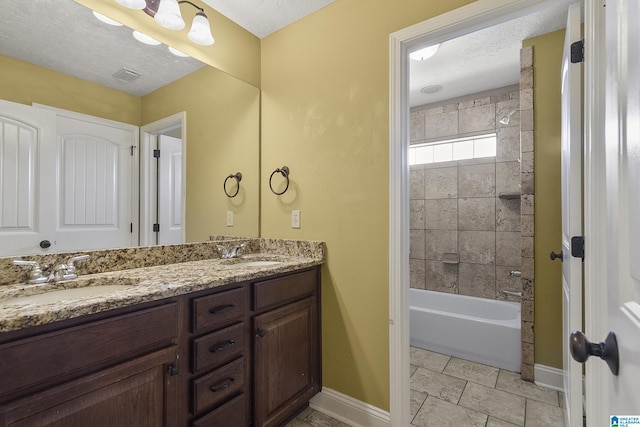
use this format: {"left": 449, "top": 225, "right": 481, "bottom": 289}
{"left": 570, "top": 330, "right": 619, "bottom": 375}
{"left": 550, "top": 250, "right": 563, "bottom": 261}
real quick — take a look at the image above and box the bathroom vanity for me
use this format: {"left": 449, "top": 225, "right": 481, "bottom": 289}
{"left": 0, "top": 240, "right": 323, "bottom": 427}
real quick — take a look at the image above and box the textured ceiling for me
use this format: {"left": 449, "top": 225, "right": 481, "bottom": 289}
{"left": 203, "top": 0, "right": 335, "bottom": 38}
{"left": 409, "top": 1, "right": 575, "bottom": 107}
{"left": 1, "top": 0, "right": 573, "bottom": 104}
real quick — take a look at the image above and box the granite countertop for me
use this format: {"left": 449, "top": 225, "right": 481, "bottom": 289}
{"left": 0, "top": 243, "right": 324, "bottom": 333}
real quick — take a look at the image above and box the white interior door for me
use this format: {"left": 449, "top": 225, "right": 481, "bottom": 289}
{"left": 50, "top": 109, "right": 139, "bottom": 252}
{"left": 587, "top": 0, "right": 640, "bottom": 421}
{"left": 0, "top": 100, "right": 57, "bottom": 256}
{"left": 157, "top": 134, "right": 183, "bottom": 245}
{"left": 561, "top": 3, "right": 584, "bottom": 425}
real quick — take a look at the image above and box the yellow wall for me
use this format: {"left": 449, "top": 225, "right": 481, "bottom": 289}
{"left": 523, "top": 30, "right": 565, "bottom": 369}
{"left": 261, "top": 0, "right": 474, "bottom": 411}
{"left": 0, "top": 54, "right": 140, "bottom": 124}
{"left": 77, "top": 0, "right": 261, "bottom": 87}
{"left": 142, "top": 67, "right": 260, "bottom": 240}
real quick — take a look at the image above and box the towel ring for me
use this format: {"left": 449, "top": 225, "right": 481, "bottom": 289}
{"left": 269, "top": 166, "right": 290, "bottom": 195}
{"left": 223, "top": 172, "right": 242, "bottom": 198}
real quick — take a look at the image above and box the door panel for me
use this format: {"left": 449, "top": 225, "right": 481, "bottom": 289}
{"left": 158, "top": 134, "right": 183, "bottom": 245}
{"left": 0, "top": 100, "right": 56, "bottom": 256}
{"left": 560, "top": 3, "right": 584, "bottom": 425}
{"left": 54, "top": 113, "right": 138, "bottom": 251}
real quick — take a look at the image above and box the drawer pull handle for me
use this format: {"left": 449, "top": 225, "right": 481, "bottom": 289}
{"left": 210, "top": 340, "right": 236, "bottom": 353}
{"left": 209, "top": 304, "right": 235, "bottom": 315}
{"left": 210, "top": 378, "right": 235, "bottom": 392}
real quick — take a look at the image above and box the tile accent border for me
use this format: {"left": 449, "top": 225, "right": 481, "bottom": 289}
{"left": 310, "top": 388, "right": 390, "bottom": 427}
{"left": 519, "top": 45, "right": 535, "bottom": 381}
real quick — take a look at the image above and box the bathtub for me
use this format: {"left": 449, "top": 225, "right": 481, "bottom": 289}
{"left": 410, "top": 288, "right": 521, "bottom": 372}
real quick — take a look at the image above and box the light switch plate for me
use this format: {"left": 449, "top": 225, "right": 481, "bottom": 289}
{"left": 291, "top": 210, "right": 300, "bottom": 228}
{"left": 226, "top": 211, "right": 234, "bottom": 226}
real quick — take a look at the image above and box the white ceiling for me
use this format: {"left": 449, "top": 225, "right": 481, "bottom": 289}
{"left": 203, "top": 0, "right": 335, "bottom": 38}
{"left": 0, "top": 0, "right": 573, "bottom": 104}
{"left": 409, "top": 1, "right": 574, "bottom": 107}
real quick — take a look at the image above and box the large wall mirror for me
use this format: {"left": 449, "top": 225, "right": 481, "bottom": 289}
{"left": 0, "top": 0, "right": 260, "bottom": 258}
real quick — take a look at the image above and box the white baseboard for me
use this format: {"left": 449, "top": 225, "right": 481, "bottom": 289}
{"left": 309, "top": 388, "right": 391, "bottom": 427}
{"left": 534, "top": 364, "right": 564, "bottom": 391}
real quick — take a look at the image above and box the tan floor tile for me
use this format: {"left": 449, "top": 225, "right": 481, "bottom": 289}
{"left": 411, "top": 389, "right": 428, "bottom": 418}
{"left": 303, "top": 410, "right": 351, "bottom": 427}
{"left": 443, "top": 357, "right": 500, "bottom": 388}
{"left": 487, "top": 416, "right": 519, "bottom": 426}
{"left": 412, "top": 396, "right": 487, "bottom": 427}
{"left": 297, "top": 406, "right": 314, "bottom": 420}
{"left": 411, "top": 367, "right": 467, "bottom": 404}
{"left": 285, "top": 419, "right": 311, "bottom": 427}
{"left": 459, "top": 382, "right": 526, "bottom": 426}
{"left": 410, "top": 347, "right": 450, "bottom": 372}
{"left": 496, "top": 370, "right": 559, "bottom": 406}
{"left": 524, "top": 399, "right": 565, "bottom": 427}
{"left": 410, "top": 363, "right": 419, "bottom": 376}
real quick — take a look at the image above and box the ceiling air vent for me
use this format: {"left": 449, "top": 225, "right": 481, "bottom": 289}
{"left": 112, "top": 68, "right": 141, "bottom": 83}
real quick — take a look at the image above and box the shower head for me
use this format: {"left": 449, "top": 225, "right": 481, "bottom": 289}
{"left": 499, "top": 109, "right": 518, "bottom": 125}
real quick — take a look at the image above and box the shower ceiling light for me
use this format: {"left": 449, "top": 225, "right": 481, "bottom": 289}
{"left": 410, "top": 44, "right": 440, "bottom": 61}
{"left": 421, "top": 85, "right": 443, "bottom": 94}
{"left": 115, "top": 0, "right": 215, "bottom": 46}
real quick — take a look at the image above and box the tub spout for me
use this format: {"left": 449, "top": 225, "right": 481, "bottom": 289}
{"left": 501, "top": 290, "right": 522, "bottom": 298}
{"left": 509, "top": 270, "right": 521, "bottom": 277}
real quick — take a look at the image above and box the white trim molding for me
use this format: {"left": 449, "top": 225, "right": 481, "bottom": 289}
{"left": 389, "top": 1, "right": 568, "bottom": 425}
{"left": 534, "top": 364, "right": 565, "bottom": 391}
{"left": 310, "top": 388, "right": 390, "bottom": 427}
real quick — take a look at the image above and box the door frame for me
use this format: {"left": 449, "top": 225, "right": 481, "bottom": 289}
{"left": 140, "top": 112, "right": 187, "bottom": 246}
{"left": 388, "top": 0, "right": 592, "bottom": 424}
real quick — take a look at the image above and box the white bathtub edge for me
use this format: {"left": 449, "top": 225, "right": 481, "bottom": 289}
{"left": 310, "top": 387, "right": 391, "bottom": 427}
{"left": 534, "top": 364, "right": 564, "bottom": 391}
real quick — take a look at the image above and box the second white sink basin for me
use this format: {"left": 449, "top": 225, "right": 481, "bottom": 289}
{"left": 0, "top": 285, "right": 131, "bottom": 306}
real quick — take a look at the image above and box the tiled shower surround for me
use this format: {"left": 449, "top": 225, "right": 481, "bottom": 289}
{"left": 409, "top": 87, "right": 522, "bottom": 301}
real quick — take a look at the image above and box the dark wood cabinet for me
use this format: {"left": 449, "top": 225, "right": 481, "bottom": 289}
{"left": 0, "top": 266, "right": 321, "bottom": 427}
{"left": 0, "top": 302, "right": 179, "bottom": 427}
{"left": 252, "top": 269, "right": 321, "bottom": 427}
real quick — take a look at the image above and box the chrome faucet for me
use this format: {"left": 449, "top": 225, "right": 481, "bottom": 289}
{"left": 216, "top": 243, "right": 246, "bottom": 259}
{"left": 12, "top": 254, "right": 90, "bottom": 283}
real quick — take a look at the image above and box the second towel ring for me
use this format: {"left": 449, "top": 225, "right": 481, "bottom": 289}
{"left": 269, "top": 166, "right": 290, "bottom": 195}
{"left": 224, "top": 172, "right": 242, "bottom": 198}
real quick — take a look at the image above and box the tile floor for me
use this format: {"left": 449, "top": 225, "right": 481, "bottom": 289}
{"left": 286, "top": 347, "right": 566, "bottom": 427}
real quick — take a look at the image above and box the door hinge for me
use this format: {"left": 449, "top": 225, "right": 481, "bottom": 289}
{"left": 153, "top": 223, "right": 160, "bottom": 232}
{"left": 153, "top": 149, "right": 160, "bottom": 158}
{"left": 571, "top": 236, "right": 584, "bottom": 260}
{"left": 571, "top": 40, "right": 584, "bottom": 63}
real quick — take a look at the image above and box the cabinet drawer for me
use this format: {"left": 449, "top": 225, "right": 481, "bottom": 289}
{"left": 193, "top": 288, "right": 246, "bottom": 332}
{"left": 192, "top": 323, "right": 245, "bottom": 373}
{"left": 0, "top": 302, "right": 177, "bottom": 402}
{"left": 253, "top": 269, "right": 317, "bottom": 311}
{"left": 192, "top": 357, "right": 245, "bottom": 414}
{"left": 192, "top": 393, "right": 247, "bottom": 427}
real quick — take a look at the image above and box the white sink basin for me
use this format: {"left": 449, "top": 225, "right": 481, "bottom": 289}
{"left": 0, "top": 285, "right": 131, "bottom": 306}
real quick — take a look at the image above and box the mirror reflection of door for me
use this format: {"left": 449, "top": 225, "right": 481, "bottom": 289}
{"left": 156, "top": 134, "right": 183, "bottom": 245}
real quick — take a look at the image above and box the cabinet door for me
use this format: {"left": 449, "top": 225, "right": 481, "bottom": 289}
{"left": 0, "top": 347, "right": 177, "bottom": 427}
{"left": 254, "top": 297, "right": 319, "bottom": 427}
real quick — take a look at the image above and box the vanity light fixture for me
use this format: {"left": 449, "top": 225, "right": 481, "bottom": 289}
{"left": 115, "top": 0, "right": 215, "bottom": 46}
{"left": 409, "top": 44, "right": 440, "bottom": 61}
